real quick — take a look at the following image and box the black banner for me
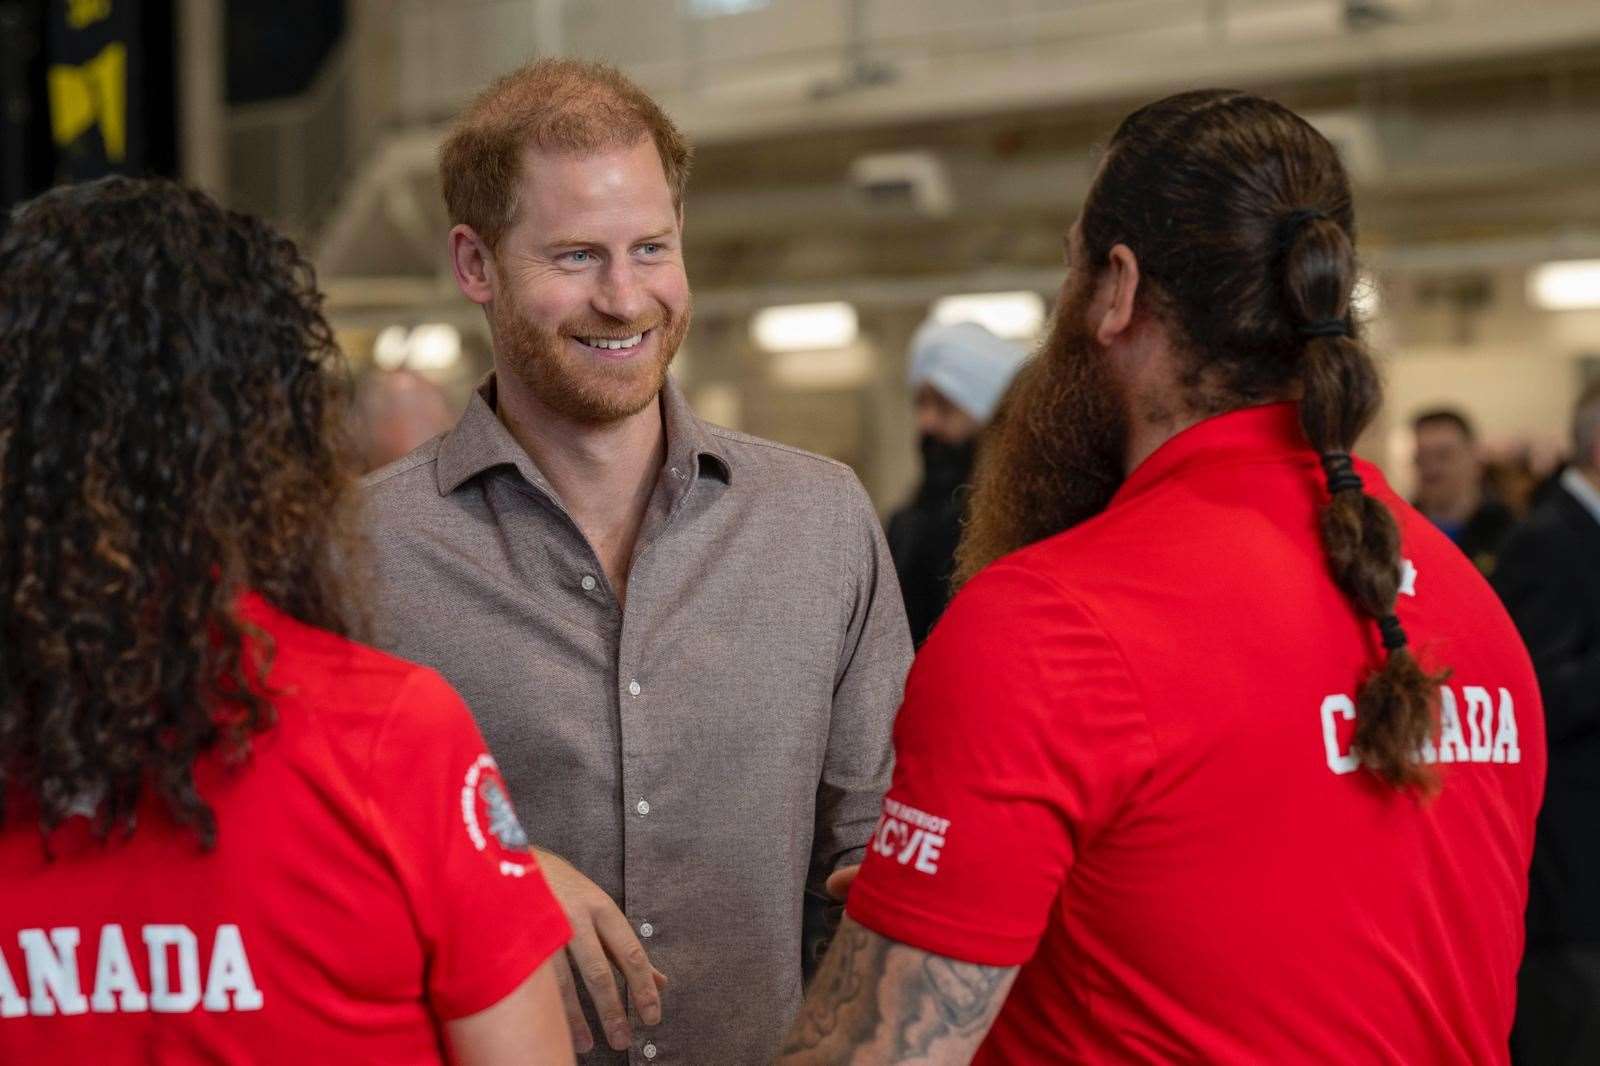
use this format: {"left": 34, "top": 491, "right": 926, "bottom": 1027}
{"left": 44, "top": 0, "right": 174, "bottom": 184}
{"left": 0, "top": 2, "right": 52, "bottom": 213}
{"left": 47, "top": 0, "right": 140, "bottom": 180}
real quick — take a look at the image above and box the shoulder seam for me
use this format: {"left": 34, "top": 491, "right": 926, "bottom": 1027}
{"left": 360, "top": 448, "right": 442, "bottom": 490}
{"left": 705, "top": 426, "right": 852, "bottom": 473}
{"left": 991, "top": 560, "right": 1161, "bottom": 795}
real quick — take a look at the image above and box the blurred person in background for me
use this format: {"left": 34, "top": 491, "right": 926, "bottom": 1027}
{"left": 353, "top": 368, "right": 459, "bottom": 474}
{"left": 362, "top": 59, "right": 909, "bottom": 1065}
{"left": 1497, "top": 380, "right": 1600, "bottom": 1065}
{"left": 887, "top": 321, "right": 1027, "bottom": 646}
{"left": 1412, "top": 407, "right": 1517, "bottom": 575}
{"left": 0, "top": 178, "right": 573, "bottom": 1066}
{"left": 779, "top": 89, "right": 1543, "bottom": 1065}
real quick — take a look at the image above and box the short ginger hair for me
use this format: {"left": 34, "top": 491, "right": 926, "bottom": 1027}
{"left": 439, "top": 58, "right": 693, "bottom": 250}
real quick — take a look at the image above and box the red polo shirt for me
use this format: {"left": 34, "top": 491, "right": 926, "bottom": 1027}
{"left": 0, "top": 593, "right": 570, "bottom": 1064}
{"left": 848, "top": 403, "right": 1545, "bottom": 1064}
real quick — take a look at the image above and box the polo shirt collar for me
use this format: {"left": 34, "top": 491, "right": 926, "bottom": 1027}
{"left": 1111, "top": 402, "right": 1313, "bottom": 508}
{"left": 435, "top": 372, "right": 731, "bottom": 496}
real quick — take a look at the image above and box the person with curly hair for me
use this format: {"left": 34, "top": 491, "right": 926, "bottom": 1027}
{"left": 0, "top": 177, "right": 575, "bottom": 1065}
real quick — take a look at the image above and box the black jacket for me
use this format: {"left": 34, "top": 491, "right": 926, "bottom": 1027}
{"left": 1455, "top": 499, "right": 1519, "bottom": 576}
{"left": 1493, "top": 479, "right": 1600, "bottom": 946}
{"left": 887, "top": 443, "right": 974, "bottom": 647}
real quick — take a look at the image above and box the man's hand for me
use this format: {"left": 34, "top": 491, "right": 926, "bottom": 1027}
{"left": 824, "top": 864, "right": 860, "bottom": 901}
{"left": 534, "top": 848, "right": 666, "bottom": 1053}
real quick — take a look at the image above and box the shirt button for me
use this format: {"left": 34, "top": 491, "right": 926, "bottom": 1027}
{"left": 636, "top": 799, "right": 651, "bottom": 816}
{"left": 639, "top": 921, "right": 654, "bottom": 938}
{"left": 581, "top": 574, "right": 597, "bottom": 591}
{"left": 643, "top": 1043, "right": 658, "bottom": 1060}
{"left": 627, "top": 679, "right": 642, "bottom": 697}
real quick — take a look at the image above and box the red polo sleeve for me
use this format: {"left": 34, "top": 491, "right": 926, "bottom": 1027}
{"left": 846, "top": 559, "right": 1153, "bottom": 966}
{"left": 364, "top": 667, "right": 572, "bottom": 1020}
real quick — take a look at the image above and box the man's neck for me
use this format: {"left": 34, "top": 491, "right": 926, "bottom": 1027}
{"left": 1123, "top": 413, "right": 1204, "bottom": 476}
{"left": 494, "top": 372, "right": 666, "bottom": 604}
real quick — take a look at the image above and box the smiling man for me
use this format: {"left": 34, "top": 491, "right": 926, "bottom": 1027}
{"left": 361, "top": 60, "right": 910, "bottom": 1066}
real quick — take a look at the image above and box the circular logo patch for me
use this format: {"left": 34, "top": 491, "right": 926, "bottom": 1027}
{"left": 460, "top": 754, "right": 535, "bottom": 877}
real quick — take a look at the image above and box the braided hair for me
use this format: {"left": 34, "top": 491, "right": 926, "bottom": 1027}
{"left": 1080, "top": 90, "right": 1445, "bottom": 792}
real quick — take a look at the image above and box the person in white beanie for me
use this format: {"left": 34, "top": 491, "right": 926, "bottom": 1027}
{"left": 887, "top": 320, "right": 1029, "bottom": 644}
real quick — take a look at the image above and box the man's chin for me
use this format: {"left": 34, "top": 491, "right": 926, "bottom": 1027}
{"left": 544, "top": 358, "right": 671, "bottom": 425}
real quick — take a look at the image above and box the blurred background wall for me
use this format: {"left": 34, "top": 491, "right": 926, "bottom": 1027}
{"left": 5, "top": 0, "right": 1600, "bottom": 511}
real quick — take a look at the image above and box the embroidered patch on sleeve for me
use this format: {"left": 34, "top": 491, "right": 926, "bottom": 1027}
{"left": 460, "top": 754, "right": 535, "bottom": 878}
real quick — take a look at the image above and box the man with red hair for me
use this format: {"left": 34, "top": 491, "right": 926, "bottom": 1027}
{"left": 364, "top": 59, "right": 910, "bottom": 1065}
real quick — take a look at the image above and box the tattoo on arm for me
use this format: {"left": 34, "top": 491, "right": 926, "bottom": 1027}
{"left": 777, "top": 917, "right": 1017, "bottom": 1064}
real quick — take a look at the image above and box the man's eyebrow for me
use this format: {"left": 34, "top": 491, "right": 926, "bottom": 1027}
{"left": 542, "top": 229, "right": 676, "bottom": 249}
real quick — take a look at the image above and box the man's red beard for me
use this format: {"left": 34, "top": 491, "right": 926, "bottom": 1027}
{"left": 492, "top": 297, "right": 690, "bottom": 425}
{"left": 953, "top": 281, "right": 1131, "bottom": 587}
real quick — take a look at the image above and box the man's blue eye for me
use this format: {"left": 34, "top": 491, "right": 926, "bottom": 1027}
{"left": 566, "top": 250, "right": 591, "bottom": 263}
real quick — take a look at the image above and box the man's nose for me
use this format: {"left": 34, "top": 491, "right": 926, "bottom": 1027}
{"left": 593, "top": 260, "right": 651, "bottom": 325}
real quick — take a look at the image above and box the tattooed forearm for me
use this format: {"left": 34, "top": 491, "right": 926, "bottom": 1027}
{"left": 783, "top": 920, "right": 890, "bottom": 1053}
{"left": 776, "top": 917, "right": 1017, "bottom": 1064}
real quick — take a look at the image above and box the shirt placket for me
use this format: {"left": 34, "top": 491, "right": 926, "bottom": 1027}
{"left": 615, "top": 457, "right": 700, "bottom": 1065}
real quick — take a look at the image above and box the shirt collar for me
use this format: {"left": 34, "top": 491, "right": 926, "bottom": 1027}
{"left": 1110, "top": 402, "right": 1325, "bottom": 508}
{"left": 435, "top": 372, "right": 732, "bottom": 497}
{"left": 1560, "top": 466, "right": 1600, "bottom": 529}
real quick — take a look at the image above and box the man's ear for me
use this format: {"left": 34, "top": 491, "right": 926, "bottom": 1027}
{"left": 449, "top": 225, "right": 496, "bottom": 306}
{"left": 1094, "top": 243, "right": 1140, "bottom": 346}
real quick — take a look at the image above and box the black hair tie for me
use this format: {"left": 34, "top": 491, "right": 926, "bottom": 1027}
{"left": 1278, "top": 208, "right": 1327, "bottom": 251}
{"left": 1378, "top": 614, "right": 1408, "bottom": 652}
{"left": 1300, "top": 319, "right": 1350, "bottom": 338}
{"left": 1319, "top": 451, "right": 1364, "bottom": 496}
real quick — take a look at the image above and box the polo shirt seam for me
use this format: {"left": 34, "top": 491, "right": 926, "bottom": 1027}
{"left": 1020, "top": 567, "right": 1162, "bottom": 833}
{"left": 355, "top": 667, "right": 433, "bottom": 955}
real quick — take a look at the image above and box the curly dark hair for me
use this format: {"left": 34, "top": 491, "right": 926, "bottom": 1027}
{"left": 0, "top": 177, "right": 362, "bottom": 848}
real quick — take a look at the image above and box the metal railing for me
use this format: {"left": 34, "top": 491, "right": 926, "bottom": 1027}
{"left": 225, "top": 39, "right": 359, "bottom": 241}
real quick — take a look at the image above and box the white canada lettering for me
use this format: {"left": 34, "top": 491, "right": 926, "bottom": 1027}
{"left": 91, "top": 925, "right": 148, "bottom": 1013}
{"left": 19, "top": 928, "right": 87, "bottom": 1016}
{"left": 1465, "top": 686, "right": 1494, "bottom": 761}
{"left": 1492, "top": 688, "right": 1521, "bottom": 764}
{"left": 144, "top": 926, "right": 201, "bottom": 1013}
{"left": 201, "top": 925, "right": 262, "bottom": 1012}
{"left": 1437, "top": 687, "right": 1470, "bottom": 763}
{"left": 870, "top": 799, "right": 950, "bottom": 876}
{"left": 1320, "top": 695, "right": 1361, "bottom": 775}
{"left": 0, "top": 945, "right": 24, "bottom": 1018}
{"left": 0, "top": 924, "right": 264, "bottom": 1018}
{"left": 1321, "top": 684, "right": 1522, "bottom": 774}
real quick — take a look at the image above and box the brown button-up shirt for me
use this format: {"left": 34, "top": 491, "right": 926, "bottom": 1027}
{"left": 361, "top": 375, "right": 911, "bottom": 1065}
